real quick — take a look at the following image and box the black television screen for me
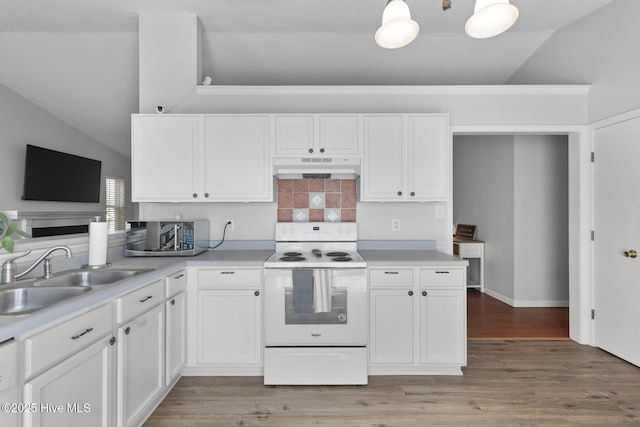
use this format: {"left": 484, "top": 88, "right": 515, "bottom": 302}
{"left": 22, "top": 145, "right": 102, "bottom": 203}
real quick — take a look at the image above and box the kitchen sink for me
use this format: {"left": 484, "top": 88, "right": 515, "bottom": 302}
{"left": 0, "top": 286, "right": 92, "bottom": 316}
{"left": 33, "top": 268, "right": 153, "bottom": 287}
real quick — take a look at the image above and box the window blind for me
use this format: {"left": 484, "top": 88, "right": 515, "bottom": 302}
{"left": 106, "top": 177, "right": 125, "bottom": 232}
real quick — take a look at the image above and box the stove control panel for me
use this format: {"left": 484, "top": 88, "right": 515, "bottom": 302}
{"left": 276, "top": 222, "right": 356, "bottom": 242}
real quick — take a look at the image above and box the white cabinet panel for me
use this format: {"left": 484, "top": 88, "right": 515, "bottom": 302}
{"left": 407, "top": 115, "right": 449, "bottom": 200}
{"left": 117, "top": 304, "right": 164, "bottom": 427}
{"left": 204, "top": 115, "right": 272, "bottom": 201}
{"left": 319, "top": 115, "right": 360, "bottom": 155}
{"left": 275, "top": 115, "right": 315, "bottom": 155}
{"left": 419, "top": 289, "right": 466, "bottom": 365}
{"left": 275, "top": 114, "right": 360, "bottom": 156}
{"left": 131, "top": 115, "right": 201, "bottom": 201}
{"left": 363, "top": 115, "right": 404, "bottom": 200}
{"left": 24, "top": 337, "right": 115, "bottom": 427}
{"left": 166, "top": 291, "right": 186, "bottom": 386}
{"left": 197, "top": 289, "right": 262, "bottom": 365}
{"left": 369, "top": 290, "right": 415, "bottom": 364}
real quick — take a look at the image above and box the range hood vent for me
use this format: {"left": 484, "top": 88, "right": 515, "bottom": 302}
{"left": 273, "top": 156, "right": 361, "bottom": 179}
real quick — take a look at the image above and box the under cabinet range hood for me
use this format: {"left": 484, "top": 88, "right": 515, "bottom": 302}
{"left": 272, "top": 156, "right": 361, "bottom": 179}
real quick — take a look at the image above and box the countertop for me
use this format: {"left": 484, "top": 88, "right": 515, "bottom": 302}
{"left": 0, "top": 250, "right": 272, "bottom": 343}
{"left": 360, "top": 250, "right": 469, "bottom": 267}
{"left": 0, "top": 249, "right": 464, "bottom": 343}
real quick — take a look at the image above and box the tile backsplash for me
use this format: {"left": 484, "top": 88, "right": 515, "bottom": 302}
{"left": 277, "top": 178, "right": 356, "bottom": 222}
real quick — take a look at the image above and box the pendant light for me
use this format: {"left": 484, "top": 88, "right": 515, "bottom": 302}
{"left": 375, "top": 0, "right": 420, "bottom": 49}
{"left": 465, "top": 0, "right": 519, "bottom": 39}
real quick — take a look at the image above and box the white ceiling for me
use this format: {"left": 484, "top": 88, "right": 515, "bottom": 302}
{"left": 0, "top": 0, "right": 614, "bottom": 157}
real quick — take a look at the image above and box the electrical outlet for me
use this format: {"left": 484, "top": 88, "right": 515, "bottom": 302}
{"left": 391, "top": 219, "right": 401, "bottom": 232}
{"left": 227, "top": 220, "right": 235, "bottom": 231}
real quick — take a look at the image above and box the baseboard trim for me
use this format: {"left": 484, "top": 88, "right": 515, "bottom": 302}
{"left": 482, "top": 288, "right": 569, "bottom": 308}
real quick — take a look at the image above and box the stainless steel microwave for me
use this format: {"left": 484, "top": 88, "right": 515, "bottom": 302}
{"left": 125, "top": 220, "right": 209, "bottom": 256}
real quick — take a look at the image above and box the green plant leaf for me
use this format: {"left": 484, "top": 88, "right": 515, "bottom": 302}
{"left": 1, "top": 236, "right": 15, "bottom": 253}
{"left": 0, "top": 211, "right": 9, "bottom": 225}
{"left": 5, "top": 223, "right": 17, "bottom": 236}
{"left": 16, "top": 230, "right": 30, "bottom": 238}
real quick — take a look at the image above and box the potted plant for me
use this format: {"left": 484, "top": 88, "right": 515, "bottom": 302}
{"left": 0, "top": 211, "right": 29, "bottom": 253}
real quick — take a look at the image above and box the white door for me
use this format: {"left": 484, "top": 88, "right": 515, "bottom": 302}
{"left": 407, "top": 115, "right": 449, "bottom": 201}
{"left": 593, "top": 116, "right": 640, "bottom": 367}
{"left": 166, "top": 291, "right": 186, "bottom": 385}
{"left": 369, "top": 289, "right": 415, "bottom": 364}
{"left": 362, "top": 115, "right": 404, "bottom": 200}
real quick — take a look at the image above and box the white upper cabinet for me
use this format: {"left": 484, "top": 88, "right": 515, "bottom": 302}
{"left": 275, "top": 115, "right": 360, "bottom": 156}
{"left": 132, "top": 114, "right": 273, "bottom": 202}
{"left": 132, "top": 115, "right": 201, "bottom": 201}
{"left": 203, "top": 115, "right": 272, "bottom": 201}
{"left": 362, "top": 114, "right": 449, "bottom": 202}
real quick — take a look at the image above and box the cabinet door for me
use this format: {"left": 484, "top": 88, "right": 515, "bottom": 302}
{"left": 24, "top": 336, "right": 115, "bottom": 427}
{"left": 362, "top": 116, "right": 404, "bottom": 201}
{"left": 166, "top": 291, "right": 186, "bottom": 385}
{"left": 204, "top": 116, "right": 272, "bottom": 201}
{"left": 369, "top": 289, "right": 415, "bottom": 364}
{"left": 118, "top": 304, "right": 165, "bottom": 427}
{"left": 419, "top": 289, "right": 466, "bottom": 365}
{"left": 319, "top": 115, "right": 360, "bottom": 155}
{"left": 275, "top": 115, "right": 314, "bottom": 155}
{"left": 197, "top": 289, "right": 262, "bottom": 364}
{"left": 131, "top": 115, "right": 201, "bottom": 201}
{"left": 407, "top": 115, "right": 449, "bottom": 200}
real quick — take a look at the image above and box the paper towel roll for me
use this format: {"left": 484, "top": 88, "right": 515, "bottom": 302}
{"left": 88, "top": 222, "right": 108, "bottom": 266}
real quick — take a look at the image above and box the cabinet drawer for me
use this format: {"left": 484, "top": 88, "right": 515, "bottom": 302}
{"left": 369, "top": 269, "right": 413, "bottom": 288}
{"left": 419, "top": 269, "right": 465, "bottom": 287}
{"left": 118, "top": 279, "right": 165, "bottom": 322}
{"left": 456, "top": 243, "right": 483, "bottom": 258}
{"left": 198, "top": 269, "right": 262, "bottom": 289}
{"left": 166, "top": 269, "right": 187, "bottom": 297}
{"left": 24, "top": 303, "right": 112, "bottom": 379}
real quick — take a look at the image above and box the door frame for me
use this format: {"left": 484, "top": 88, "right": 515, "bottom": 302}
{"left": 451, "top": 124, "right": 592, "bottom": 345}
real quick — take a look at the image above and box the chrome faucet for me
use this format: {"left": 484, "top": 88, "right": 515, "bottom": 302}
{"left": 1, "top": 246, "right": 73, "bottom": 284}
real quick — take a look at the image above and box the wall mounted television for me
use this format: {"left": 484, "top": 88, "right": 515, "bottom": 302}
{"left": 22, "top": 144, "right": 102, "bottom": 203}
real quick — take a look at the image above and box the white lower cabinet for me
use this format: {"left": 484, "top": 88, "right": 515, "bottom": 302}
{"left": 368, "top": 266, "right": 466, "bottom": 375}
{"left": 197, "top": 289, "right": 262, "bottom": 366}
{"left": 369, "top": 289, "right": 415, "bottom": 364}
{"left": 0, "top": 340, "right": 19, "bottom": 427}
{"left": 165, "top": 291, "right": 186, "bottom": 385}
{"left": 23, "top": 335, "right": 115, "bottom": 427}
{"left": 117, "top": 304, "right": 165, "bottom": 427}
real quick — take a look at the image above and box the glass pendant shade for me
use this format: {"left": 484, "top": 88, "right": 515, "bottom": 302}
{"left": 375, "top": 0, "right": 420, "bottom": 49}
{"left": 465, "top": 0, "right": 519, "bottom": 39}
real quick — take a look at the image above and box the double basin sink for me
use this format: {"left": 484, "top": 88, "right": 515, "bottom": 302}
{"left": 0, "top": 268, "right": 152, "bottom": 316}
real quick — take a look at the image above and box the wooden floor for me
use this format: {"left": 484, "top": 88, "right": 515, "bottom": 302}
{"left": 467, "top": 289, "right": 569, "bottom": 340}
{"left": 146, "top": 341, "right": 640, "bottom": 426}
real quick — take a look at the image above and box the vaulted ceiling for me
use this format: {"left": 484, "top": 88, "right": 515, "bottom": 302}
{"left": 0, "top": 0, "right": 614, "bottom": 157}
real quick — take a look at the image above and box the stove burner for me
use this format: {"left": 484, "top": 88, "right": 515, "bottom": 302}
{"left": 332, "top": 256, "right": 352, "bottom": 262}
{"left": 280, "top": 256, "right": 306, "bottom": 262}
{"left": 326, "top": 252, "right": 349, "bottom": 257}
{"left": 284, "top": 252, "right": 302, "bottom": 257}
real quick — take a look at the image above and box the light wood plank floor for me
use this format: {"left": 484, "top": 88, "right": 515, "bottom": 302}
{"left": 145, "top": 341, "right": 640, "bottom": 426}
{"left": 467, "top": 289, "right": 569, "bottom": 340}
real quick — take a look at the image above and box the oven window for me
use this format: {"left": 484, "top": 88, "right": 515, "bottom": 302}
{"left": 284, "top": 286, "right": 348, "bottom": 325}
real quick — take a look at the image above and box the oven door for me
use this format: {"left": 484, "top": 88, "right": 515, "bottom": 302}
{"left": 264, "top": 268, "right": 368, "bottom": 346}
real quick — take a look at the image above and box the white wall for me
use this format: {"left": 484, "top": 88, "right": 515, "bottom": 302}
{"left": 507, "top": 0, "right": 640, "bottom": 123}
{"left": 514, "top": 135, "right": 569, "bottom": 306}
{"left": 0, "top": 82, "right": 131, "bottom": 216}
{"left": 453, "top": 135, "right": 515, "bottom": 300}
{"left": 454, "top": 135, "right": 569, "bottom": 306}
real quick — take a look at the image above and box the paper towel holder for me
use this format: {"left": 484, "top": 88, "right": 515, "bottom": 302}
{"left": 82, "top": 216, "right": 112, "bottom": 270}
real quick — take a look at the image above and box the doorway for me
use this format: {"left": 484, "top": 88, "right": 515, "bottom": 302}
{"left": 453, "top": 134, "right": 570, "bottom": 339}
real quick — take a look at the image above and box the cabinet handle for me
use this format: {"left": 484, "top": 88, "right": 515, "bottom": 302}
{"left": 139, "top": 295, "right": 153, "bottom": 303}
{"left": 220, "top": 271, "right": 235, "bottom": 275}
{"left": 435, "top": 271, "right": 450, "bottom": 274}
{"left": 309, "top": 148, "right": 314, "bottom": 153}
{"left": 255, "top": 290, "right": 260, "bottom": 296}
{"left": 397, "top": 191, "right": 403, "bottom": 196}
{"left": 170, "top": 298, "right": 176, "bottom": 305}
{"left": 408, "top": 291, "right": 414, "bottom": 296}
{"left": 410, "top": 192, "right": 415, "bottom": 197}
{"left": 192, "top": 193, "right": 198, "bottom": 198}
{"left": 174, "top": 273, "right": 185, "bottom": 279}
{"left": 109, "top": 336, "right": 116, "bottom": 346}
{"left": 384, "top": 271, "right": 399, "bottom": 275}
{"left": 125, "top": 326, "right": 131, "bottom": 335}
{"left": 204, "top": 193, "right": 210, "bottom": 198}
{"left": 320, "top": 148, "right": 325, "bottom": 153}
{"left": 71, "top": 327, "right": 94, "bottom": 340}
{"left": 422, "top": 291, "right": 428, "bottom": 296}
